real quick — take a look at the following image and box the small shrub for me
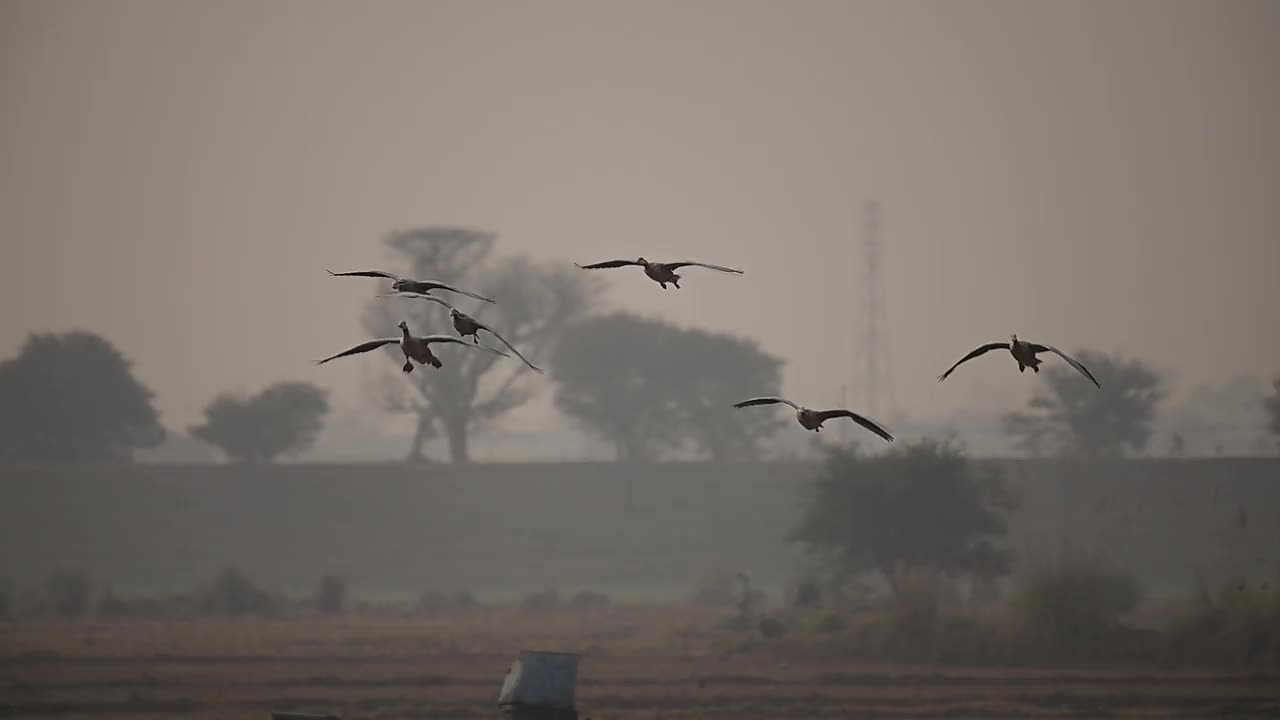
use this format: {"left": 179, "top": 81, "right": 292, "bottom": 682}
{"left": 566, "top": 590, "right": 609, "bottom": 610}
{"left": 522, "top": 589, "right": 561, "bottom": 611}
{"left": 315, "top": 575, "right": 347, "bottom": 614}
{"left": 789, "top": 578, "right": 823, "bottom": 610}
{"left": 45, "top": 570, "right": 92, "bottom": 617}
{"left": 201, "top": 567, "right": 274, "bottom": 616}
{"left": 758, "top": 614, "right": 787, "bottom": 639}
{"left": 1010, "top": 554, "right": 1142, "bottom": 661}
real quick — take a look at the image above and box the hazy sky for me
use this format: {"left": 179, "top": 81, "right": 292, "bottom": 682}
{"left": 3, "top": 0, "right": 1278, "bottom": 437}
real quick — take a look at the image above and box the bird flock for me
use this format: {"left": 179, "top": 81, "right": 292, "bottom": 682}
{"left": 318, "top": 255, "right": 1100, "bottom": 446}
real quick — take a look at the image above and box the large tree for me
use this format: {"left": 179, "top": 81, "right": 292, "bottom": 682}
{"left": 789, "top": 438, "right": 1013, "bottom": 596}
{"left": 1002, "top": 349, "right": 1164, "bottom": 458}
{"left": 0, "top": 330, "right": 164, "bottom": 462}
{"left": 1264, "top": 375, "right": 1280, "bottom": 449}
{"left": 362, "top": 227, "right": 599, "bottom": 463}
{"left": 191, "top": 381, "right": 330, "bottom": 463}
{"left": 551, "top": 312, "right": 784, "bottom": 461}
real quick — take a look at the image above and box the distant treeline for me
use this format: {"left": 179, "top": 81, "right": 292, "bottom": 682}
{"left": 2, "top": 459, "right": 1276, "bottom": 595}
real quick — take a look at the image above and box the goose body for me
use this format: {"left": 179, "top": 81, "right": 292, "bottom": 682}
{"left": 732, "top": 396, "right": 894, "bottom": 442}
{"left": 379, "top": 292, "right": 544, "bottom": 373}
{"left": 326, "top": 268, "right": 496, "bottom": 304}
{"left": 936, "top": 334, "right": 1100, "bottom": 388}
{"left": 574, "top": 257, "right": 742, "bottom": 289}
{"left": 316, "top": 320, "right": 508, "bottom": 373}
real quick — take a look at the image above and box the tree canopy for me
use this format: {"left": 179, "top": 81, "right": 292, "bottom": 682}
{"left": 1002, "top": 350, "right": 1164, "bottom": 458}
{"left": 190, "top": 381, "right": 330, "bottom": 463}
{"left": 551, "top": 311, "right": 784, "bottom": 461}
{"left": 0, "top": 330, "right": 163, "bottom": 462}
{"left": 788, "top": 438, "right": 1013, "bottom": 594}
{"left": 362, "top": 227, "right": 600, "bottom": 463}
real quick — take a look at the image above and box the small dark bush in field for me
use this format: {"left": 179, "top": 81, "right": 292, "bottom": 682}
{"left": 201, "top": 567, "right": 274, "bottom": 616}
{"left": 96, "top": 586, "right": 166, "bottom": 620}
{"left": 758, "top": 614, "right": 787, "bottom": 639}
{"left": 417, "top": 589, "right": 479, "bottom": 613}
{"left": 315, "top": 575, "right": 346, "bottom": 614}
{"left": 1011, "top": 554, "right": 1141, "bottom": 660}
{"left": 522, "top": 589, "right": 562, "bottom": 611}
{"left": 566, "top": 590, "right": 609, "bottom": 610}
{"left": 789, "top": 578, "right": 823, "bottom": 609}
{"left": 45, "top": 570, "right": 92, "bottom": 617}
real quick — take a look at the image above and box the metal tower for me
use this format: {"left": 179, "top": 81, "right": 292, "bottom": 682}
{"left": 856, "top": 201, "right": 895, "bottom": 426}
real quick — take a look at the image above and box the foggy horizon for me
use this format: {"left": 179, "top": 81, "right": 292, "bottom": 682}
{"left": 3, "top": 0, "right": 1278, "bottom": 455}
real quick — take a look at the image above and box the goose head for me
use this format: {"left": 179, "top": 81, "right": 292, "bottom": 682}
{"left": 391, "top": 279, "right": 411, "bottom": 292}
{"left": 397, "top": 320, "right": 410, "bottom": 333}
{"left": 636, "top": 256, "right": 648, "bottom": 265}
{"left": 1010, "top": 333, "right": 1019, "bottom": 344}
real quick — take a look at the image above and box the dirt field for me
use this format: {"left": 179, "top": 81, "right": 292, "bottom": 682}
{"left": 3, "top": 609, "right": 1278, "bottom": 719}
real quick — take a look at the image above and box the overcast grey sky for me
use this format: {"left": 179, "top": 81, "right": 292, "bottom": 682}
{"left": 2, "top": 0, "right": 1277, "bottom": 435}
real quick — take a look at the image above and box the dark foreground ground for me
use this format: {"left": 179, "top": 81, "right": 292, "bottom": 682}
{"left": 3, "top": 609, "right": 1278, "bottom": 719}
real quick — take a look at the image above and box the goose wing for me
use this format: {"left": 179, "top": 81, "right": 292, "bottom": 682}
{"left": 402, "top": 281, "right": 495, "bottom": 304}
{"left": 936, "top": 342, "right": 1010, "bottom": 382}
{"left": 814, "top": 409, "right": 895, "bottom": 443}
{"left": 470, "top": 320, "right": 544, "bottom": 373}
{"left": 732, "top": 396, "right": 801, "bottom": 411}
{"left": 664, "top": 261, "right": 744, "bottom": 274}
{"left": 1028, "top": 344, "right": 1101, "bottom": 389}
{"left": 316, "top": 338, "right": 400, "bottom": 364}
{"left": 378, "top": 291, "right": 458, "bottom": 312}
{"left": 574, "top": 259, "right": 643, "bottom": 270}
{"left": 327, "top": 269, "right": 401, "bottom": 281}
{"left": 419, "top": 334, "right": 510, "bottom": 357}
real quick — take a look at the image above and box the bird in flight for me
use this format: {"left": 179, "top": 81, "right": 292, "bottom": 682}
{"left": 936, "top": 334, "right": 1100, "bottom": 388}
{"left": 326, "top": 269, "right": 495, "bottom": 304}
{"left": 316, "top": 320, "right": 507, "bottom": 374}
{"left": 731, "top": 396, "right": 894, "bottom": 442}
{"left": 574, "top": 257, "right": 742, "bottom": 289}
{"left": 378, "top": 292, "right": 544, "bottom": 374}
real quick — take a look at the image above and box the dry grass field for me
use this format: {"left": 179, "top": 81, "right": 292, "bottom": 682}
{"left": 3, "top": 607, "right": 1279, "bottom": 719}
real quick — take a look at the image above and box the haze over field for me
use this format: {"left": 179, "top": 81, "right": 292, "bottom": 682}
{"left": 3, "top": 0, "right": 1278, "bottom": 459}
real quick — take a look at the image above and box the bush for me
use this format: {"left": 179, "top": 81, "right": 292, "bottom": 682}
{"left": 45, "top": 570, "right": 92, "bottom": 617}
{"left": 201, "top": 567, "right": 274, "bottom": 616}
{"left": 315, "top": 575, "right": 346, "bottom": 614}
{"left": 522, "top": 589, "right": 561, "bottom": 611}
{"left": 566, "top": 590, "right": 609, "bottom": 610}
{"left": 789, "top": 578, "right": 823, "bottom": 610}
{"left": 1165, "top": 579, "right": 1280, "bottom": 666}
{"left": 1010, "top": 554, "right": 1142, "bottom": 661}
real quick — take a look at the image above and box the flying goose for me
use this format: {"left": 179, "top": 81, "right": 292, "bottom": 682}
{"left": 378, "top": 292, "right": 544, "bottom": 374}
{"left": 732, "top": 397, "right": 894, "bottom": 442}
{"left": 936, "top": 334, "right": 1101, "bottom": 388}
{"left": 326, "top": 268, "right": 496, "bottom": 304}
{"left": 574, "top": 257, "right": 743, "bottom": 289}
{"left": 316, "top": 320, "right": 508, "bottom": 374}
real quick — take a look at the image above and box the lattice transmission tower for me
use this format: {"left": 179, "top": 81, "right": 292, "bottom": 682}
{"left": 845, "top": 201, "right": 896, "bottom": 443}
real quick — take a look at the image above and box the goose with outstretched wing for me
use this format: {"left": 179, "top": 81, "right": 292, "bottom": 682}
{"left": 574, "top": 257, "right": 743, "bottom": 289}
{"left": 935, "top": 334, "right": 1100, "bottom": 388}
{"left": 316, "top": 320, "right": 507, "bottom": 373}
{"left": 732, "top": 396, "right": 893, "bottom": 442}
{"left": 326, "top": 268, "right": 495, "bottom": 304}
{"left": 378, "top": 292, "right": 544, "bottom": 374}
